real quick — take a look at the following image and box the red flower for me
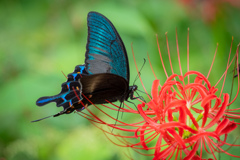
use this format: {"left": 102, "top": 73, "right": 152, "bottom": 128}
{"left": 77, "top": 30, "right": 240, "bottom": 160}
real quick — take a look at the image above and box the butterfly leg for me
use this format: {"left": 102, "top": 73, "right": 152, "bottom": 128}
{"left": 112, "top": 102, "right": 123, "bottom": 132}
{"left": 129, "top": 91, "right": 146, "bottom": 103}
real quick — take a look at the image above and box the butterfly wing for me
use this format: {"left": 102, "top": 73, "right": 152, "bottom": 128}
{"left": 85, "top": 12, "right": 129, "bottom": 83}
{"left": 36, "top": 65, "right": 86, "bottom": 111}
{"left": 80, "top": 73, "right": 128, "bottom": 105}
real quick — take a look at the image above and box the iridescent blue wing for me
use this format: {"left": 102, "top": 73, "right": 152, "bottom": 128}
{"left": 36, "top": 65, "right": 87, "bottom": 111}
{"left": 35, "top": 12, "right": 133, "bottom": 119}
{"left": 85, "top": 12, "right": 129, "bottom": 83}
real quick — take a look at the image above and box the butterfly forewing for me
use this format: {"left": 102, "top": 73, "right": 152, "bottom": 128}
{"left": 85, "top": 12, "right": 129, "bottom": 82}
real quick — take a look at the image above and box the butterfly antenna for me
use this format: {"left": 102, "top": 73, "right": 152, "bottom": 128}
{"left": 133, "top": 58, "right": 146, "bottom": 85}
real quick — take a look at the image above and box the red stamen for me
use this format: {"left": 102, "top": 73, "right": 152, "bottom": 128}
{"left": 176, "top": 28, "right": 183, "bottom": 76}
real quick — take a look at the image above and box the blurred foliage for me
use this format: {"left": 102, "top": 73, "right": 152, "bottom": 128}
{"left": 0, "top": 0, "right": 240, "bottom": 160}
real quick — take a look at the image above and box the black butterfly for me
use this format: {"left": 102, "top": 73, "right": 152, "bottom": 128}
{"left": 34, "top": 12, "right": 138, "bottom": 120}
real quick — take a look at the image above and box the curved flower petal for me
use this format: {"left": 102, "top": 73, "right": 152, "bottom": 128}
{"left": 204, "top": 94, "right": 229, "bottom": 129}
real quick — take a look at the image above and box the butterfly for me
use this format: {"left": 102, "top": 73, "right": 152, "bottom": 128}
{"left": 34, "top": 11, "right": 138, "bottom": 121}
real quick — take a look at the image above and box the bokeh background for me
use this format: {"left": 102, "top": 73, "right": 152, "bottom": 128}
{"left": 1, "top": 0, "right": 240, "bottom": 160}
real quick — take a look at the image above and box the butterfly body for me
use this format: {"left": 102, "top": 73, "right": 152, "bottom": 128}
{"left": 35, "top": 11, "right": 137, "bottom": 119}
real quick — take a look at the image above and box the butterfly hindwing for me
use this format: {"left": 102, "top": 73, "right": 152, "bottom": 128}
{"left": 36, "top": 65, "right": 86, "bottom": 110}
{"left": 80, "top": 73, "right": 128, "bottom": 104}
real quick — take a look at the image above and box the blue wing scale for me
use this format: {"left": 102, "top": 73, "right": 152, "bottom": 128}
{"left": 85, "top": 12, "right": 129, "bottom": 82}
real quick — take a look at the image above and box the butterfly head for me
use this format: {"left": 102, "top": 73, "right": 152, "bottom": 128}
{"left": 130, "top": 85, "right": 138, "bottom": 92}
{"left": 123, "top": 85, "right": 138, "bottom": 101}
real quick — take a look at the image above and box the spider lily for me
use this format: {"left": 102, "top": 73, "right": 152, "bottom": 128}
{"left": 77, "top": 29, "right": 240, "bottom": 160}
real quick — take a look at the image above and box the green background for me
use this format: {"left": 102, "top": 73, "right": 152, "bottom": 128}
{"left": 1, "top": 0, "right": 240, "bottom": 159}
